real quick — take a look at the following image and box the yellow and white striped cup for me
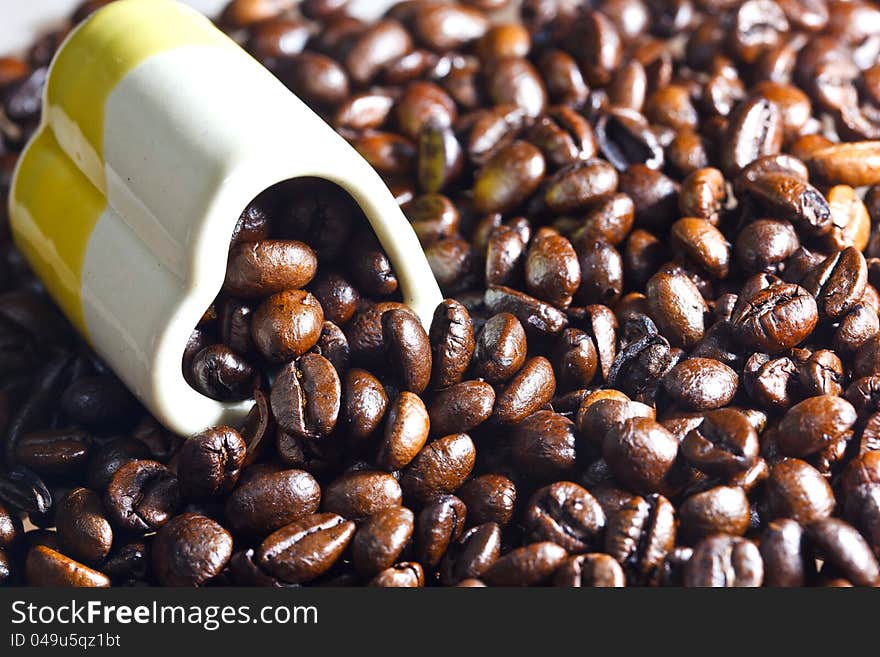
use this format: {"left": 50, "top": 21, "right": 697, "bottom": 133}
{"left": 8, "top": 0, "right": 441, "bottom": 436}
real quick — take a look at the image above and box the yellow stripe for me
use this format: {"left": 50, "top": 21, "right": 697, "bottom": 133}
{"left": 9, "top": 0, "right": 240, "bottom": 339}
{"left": 10, "top": 131, "right": 104, "bottom": 334}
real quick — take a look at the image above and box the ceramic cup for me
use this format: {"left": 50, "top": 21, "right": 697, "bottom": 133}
{"left": 8, "top": 0, "right": 442, "bottom": 436}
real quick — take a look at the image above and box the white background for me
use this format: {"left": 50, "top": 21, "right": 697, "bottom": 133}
{"left": 0, "top": 0, "right": 400, "bottom": 55}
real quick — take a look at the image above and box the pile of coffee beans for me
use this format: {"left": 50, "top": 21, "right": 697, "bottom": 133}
{"left": 1, "top": 0, "right": 880, "bottom": 587}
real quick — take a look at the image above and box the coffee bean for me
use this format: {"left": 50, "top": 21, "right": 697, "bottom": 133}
{"left": 429, "top": 380, "right": 495, "bottom": 436}
{"left": 605, "top": 494, "right": 676, "bottom": 581}
{"left": 257, "top": 513, "right": 355, "bottom": 583}
{"left": 383, "top": 309, "right": 432, "bottom": 394}
{"left": 15, "top": 429, "right": 91, "bottom": 478}
{"left": 252, "top": 290, "right": 324, "bottom": 362}
{"left": 511, "top": 411, "right": 577, "bottom": 480}
{"left": 731, "top": 280, "right": 818, "bottom": 352}
{"left": 681, "top": 408, "right": 759, "bottom": 477}
{"left": 152, "top": 513, "right": 233, "bottom": 587}
{"left": 807, "top": 517, "right": 879, "bottom": 586}
{"left": 484, "top": 285, "right": 568, "bottom": 336}
{"left": 439, "top": 522, "right": 502, "bottom": 585}
{"left": 553, "top": 553, "right": 625, "bottom": 587}
{"left": 761, "top": 518, "right": 809, "bottom": 587}
{"left": 56, "top": 488, "right": 112, "bottom": 565}
{"left": 765, "top": 458, "right": 835, "bottom": 524}
{"left": 342, "top": 369, "right": 388, "bottom": 440}
{"left": 457, "top": 475, "right": 516, "bottom": 527}
{"left": 494, "top": 356, "right": 556, "bottom": 424}
{"left": 679, "top": 486, "right": 751, "bottom": 543}
{"left": 25, "top": 545, "right": 110, "bottom": 587}
{"left": 474, "top": 141, "right": 546, "bottom": 213}
{"left": 271, "top": 353, "right": 341, "bottom": 439}
{"left": 177, "top": 427, "right": 246, "bottom": 500}
{"left": 352, "top": 506, "right": 415, "bottom": 576}
{"left": 483, "top": 542, "right": 568, "bottom": 586}
{"left": 400, "top": 433, "right": 476, "bottom": 505}
{"left": 776, "top": 395, "right": 856, "bottom": 457}
{"left": 684, "top": 535, "right": 763, "bottom": 587}
{"left": 802, "top": 247, "right": 867, "bottom": 320}
{"left": 321, "top": 470, "right": 402, "bottom": 522}
{"left": 378, "top": 392, "right": 430, "bottom": 471}
{"left": 662, "top": 358, "right": 738, "bottom": 410}
{"left": 808, "top": 141, "right": 880, "bottom": 187}
{"left": 105, "top": 461, "right": 179, "bottom": 534}
{"left": 524, "top": 481, "right": 605, "bottom": 553}
{"left": 414, "top": 494, "right": 466, "bottom": 568}
{"left": 429, "top": 299, "right": 475, "bottom": 389}
{"left": 225, "top": 468, "right": 320, "bottom": 535}
{"left": 646, "top": 270, "right": 707, "bottom": 348}
{"left": 603, "top": 417, "right": 679, "bottom": 494}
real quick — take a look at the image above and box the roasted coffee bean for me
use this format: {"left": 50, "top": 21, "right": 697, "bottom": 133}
{"left": 553, "top": 553, "right": 625, "bottom": 587}
{"left": 605, "top": 494, "right": 676, "bottom": 581}
{"left": 563, "top": 12, "right": 622, "bottom": 87}
{"left": 679, "top": 487, "right": 751, "bottom": 543}
{"left": 224, "top": 240, "right": 316, "bottom": 298}
{"left": 681, "top": 409, "right": 759, "bottom": 477}
{"left": 474, "top": 312, "right": 527, "bottom": 383}
{"left": 378, "top": 392, "right": 430, "bottom": 471}
{"left": 684, "top": 535, "right": 763, "bottom": 587}
{"left": 473, "top": 141, "right": 546, "bottom": 213}
{"left": 603, "top": 417, "right": 679, "bottom": 494}
{"left": 383, "top": 309, "right": 432, "bottom": 394}
{"left": 574, "top": 240, "right": 624, "bottom": 306}
{"left": 761, "top": 519, "right": 809, "bottom": 587}
{"left": 494, "top": 356, "right": 556, "bottom": 424}
{"left": 743, "top": 174, "right": 831, "bottom": 236}
{"left": 679, "top": 168, "right": 726, "bottom": 223}
{"left": 0, "top": 502, "right": 21, "bottom": 551}
{"left": 765, "top": 458, "right": 835, "bottom": 524}
{"left": 525, "top": 231, "right": 580, "bottom": 308}
{"left": 646, "top": 270, "right": 707, "bottom": 348}
{"left": 722, "top": 97, "right": 784, "bottom": 174}
{"left": 188, "top": 345, "right": 257, "bottom": 402}
{"left": 177, "top": 427, "right": 246, "bottom": 500}
{"left": 577, "top": 397, "right": 654, "bottom": 448}
{"left": 429, "top": 380, "right": 494, "bottom": 437}
{"left": 277, "top": 52, "right": 349, "bottom": 107}
{"left": 400, "top": 433, "right": 475, "bottom": 505}
{"left": 60, "top": 375, "right": 139, "bottom": 430}
{"left": 104, "top": 461, "right": 179, "bottom": 534}
{"left": 511, "top": 411, "right": 577, "bottom": 480}
{"left": 342, "top": 369, "right": 388, "bottom": 440}
{"left": 807, "top": 141, "right": 880, "bottom": 187}
{"left": 322, "top": 470, "right": 401, "bottom": 522}
{"left": 25, "top": 545, "right": 110, "bottom": 588}
{"left": 369, "top": 562, "right": 425, "bottom": 587}
{"left": 544, "top": 159, "right": 618, "bottom": 214}
{"left": 456, "top": 475, "right": 516, "bottom": 527}
{"left": 225, "top": 468, "right": 320, "bottom": 535}
{"left": 439, "top": 522, "right": 502, "bottom": 585}
{"left": 807, "top": 517, "right": 879, "bottom": 586}
{"left": 662, "top": 358, "right": 738, "bottom": 410}
{"left": 56, "top": 488, "right": 112, "bottom": 565}
{"left": 526, "top": 107, "right": 596, "bottom": 169}
{"left": 309, "top": 271, "right": 360, "bottom": 326}
{"left": 15, "top": 429, "right": 91, "bottom": 478}
{"left": 735, "top": 220, "right": 799, "bottom": 273}
{"left": 257, "top": 513, "right": 355, "bottom": 583}
{"left": 414, "top": 494, "right": 466, "bottom": 568}
{"left": 429, "top": 299, "right": 475, "bottom": 389}
{"left": 352, "top": 506, "right": 415, "bottom": 576}
{"left": 596, "top": 108, "right": 664, "bottom": 171}
{"left": 524, "top": 481, "right": 605, "bottom": 553}
{"left": 731, "top": 281, "right": 818, "bottom": 352}
{"left": 802, "top": 247, "right": 867, "bottom": 321}
{"left": 776, "top": 395, "right": 855, "bottom": 457}
{"left": 483, "top": 541, "right": 568, "bottom": 586}
{"left": 252, "top": 290, "right": 324, "bottom": 362}
{"left": 271, "top": 353, "right": 340, "bottom": 439}
{"left": 487, "top": 57, "right": 547, "bottom": 118}
{"left": 152, "top": 513, "right": 232, "bottom": 587}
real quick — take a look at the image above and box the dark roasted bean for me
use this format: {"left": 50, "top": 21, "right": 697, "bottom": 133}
{"left": 225, "top": 468, "right": 320, "bottom": 535}
{"left": 152, "top": 513, "right": 233, "bottom": 587}
{"left": 257, "top": 513, "right": 355, "bottom": 583}
{"left": 684, "top": 535, "right": 763, "bottom": 587}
